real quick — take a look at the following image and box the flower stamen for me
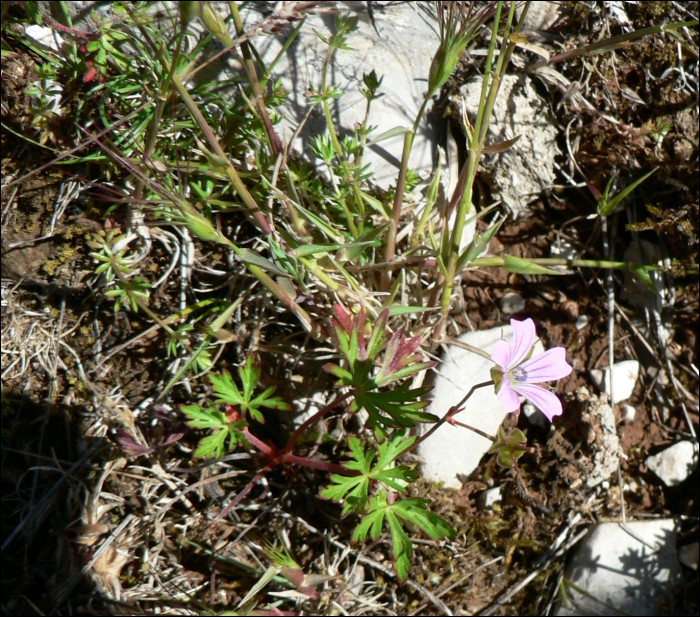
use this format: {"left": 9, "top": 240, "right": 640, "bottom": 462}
{"left": 511, "top": 367, "right": 528, "bottom": 383}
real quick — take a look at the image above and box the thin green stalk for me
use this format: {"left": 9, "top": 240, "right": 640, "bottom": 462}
{"left": 228, "top": 1, "right": 282, "bottom": 155}
{"left": 381, "top": 96, "right": 432, "bottom": 291}
{"left": 469, "top": 256, "right": 666, "bottom": 272}
{"left": 319, "top": 37, "right": 366, "bottom": 237}
{"left": 434, "top": 1, "right": 522, "bottom": 343}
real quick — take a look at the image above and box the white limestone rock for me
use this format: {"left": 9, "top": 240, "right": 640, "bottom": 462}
{"left": 678, "top": 542, "right": 699, "bottom": 571}
{"left": 252, "top": 2, "right": 442, "bottom": 190}
{"left": 477, "top": 486, "right": 502, "bottom": 510}
{"left": 646, "top": 440, "right": 699, "bottom": 487}
{"left": 589, "top": 360, "right": 639, "bottom": 402}
{"left": 621, "top": 403, "right": 636, "bottom": 422}
{"left": 454, "top": 74, "right": 560, "bottom": 215}
{"left": 417, "top": 325, "right": 511, "bottom": 488}
{"left": 554, "top": 519, "right": 683, "bottom": 616}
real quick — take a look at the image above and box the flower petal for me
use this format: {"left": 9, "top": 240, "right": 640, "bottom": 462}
{"left": 520, "top": 347, "right": 573, "bottom": 383}
{"left": 497, "top": 380, "right": 522, "bottom": 414}
{"left": 512, "top": 382, "right": 563, "bottom": 421}
{"left": 508, "top": 318, "right": 537, "bottom": 369}
{"left": 491, "top": 339, "right": 514, "bottom": 370}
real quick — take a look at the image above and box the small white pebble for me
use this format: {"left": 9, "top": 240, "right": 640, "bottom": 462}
{"left": 477, "top": 487, "right": 502, "bottom": 509}
{"left": 576, "top": 315, "right": 592, "bottom": 330}
{"left": 500, "top": 292, "right": 525, "bottom": 314}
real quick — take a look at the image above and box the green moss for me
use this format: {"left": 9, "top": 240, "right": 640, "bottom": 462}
{"left": 42, "top": 260, "right": 60, "bottom": 275}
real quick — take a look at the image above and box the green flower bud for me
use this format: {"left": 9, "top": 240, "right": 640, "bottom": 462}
{"left": 199, "top": 2, "right": 232, "bottom": 46}
{"left": 178, "top": 1, "right": 198, "bottom": 28}
{"left": 428, "top": 37, "right": 468, "bottom": 93}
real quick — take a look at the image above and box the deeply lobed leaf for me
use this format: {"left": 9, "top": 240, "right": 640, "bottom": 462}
{"left": 353, "top": 491, "right": 457, "bottom": 581}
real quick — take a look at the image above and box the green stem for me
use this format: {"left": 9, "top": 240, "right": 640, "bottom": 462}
{"left": 469, "top": 256, "right": 666, "bottom": 271}
{"left": 381, "top": 95, "right": 432, "bottom": 292}
{"left": 434, "top": 1, "right": 520, "bottom": 343}
{"left": 228, "top": 1, "right": 282, "bottom": 156}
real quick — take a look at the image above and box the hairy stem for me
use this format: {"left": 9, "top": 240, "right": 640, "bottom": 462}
{"left": 407, "top": 380, "right": 494, "bottom": 453}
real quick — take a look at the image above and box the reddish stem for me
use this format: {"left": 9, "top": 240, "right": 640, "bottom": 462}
{"left": 242, "top": 428, "right": 275, "bottom": 456}
{"left": 214, "top": 460, "right": 277, "bottom": 522}
{"left": 281, "top": 453, "right": 359, "bottom": 476}
{"left": 285, "top": 392, "right": 352, "bottom": 453}
{"left": 44, "top": 18, "right": 100, "bottom": 40}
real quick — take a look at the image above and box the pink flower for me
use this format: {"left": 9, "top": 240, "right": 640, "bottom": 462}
{"left": 490, "top": 318, "right": 573, "bottom": 421}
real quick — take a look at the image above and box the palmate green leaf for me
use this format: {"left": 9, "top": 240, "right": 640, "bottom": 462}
{"left": 353, "top": 383, "right": 437, "bottom": 429}
{"left": 181, "top": 404, "right": 247, "bottom": 459}
{"left": 181, "top": 404, "right": 228, "bottom": 429}
{"left": 210, "top": 370, "right": 243, "bottom": 405}
{"left": 195, "top": 429, "right": 228, "bottom": 459}
{"left": 210, "top": 357, "right": 291, "bottom": 424}
{"left": 324, "top": 305, "right": 437, "bottom": 429}
{"left": 321, "top": 431, "right": 419, "bottom": 516}
{"left": 239, "top": 355, "right": 260, "bottom": 402}
{"left": 353, "top": 491, "right": 457, "bottom": 582}
{"left": 321, "top": 437, "right": 374, "bottom": 516}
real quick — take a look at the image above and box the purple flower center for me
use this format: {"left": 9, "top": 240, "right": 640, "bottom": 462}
{"left": 511, "top": 367, "right": 528, "bottom": 383}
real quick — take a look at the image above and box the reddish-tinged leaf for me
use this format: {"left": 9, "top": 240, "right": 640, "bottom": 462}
{"left": 333, "top": 302, "right": 353, "bottom": 332}
{"left": 109, "top": 429, "right": 153, "bottom": 455}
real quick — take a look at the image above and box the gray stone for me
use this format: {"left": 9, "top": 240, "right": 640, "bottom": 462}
{"left": 678, "top": 542, "right": 699, "bottom": 571}
{"left": 575, "top": 314, "right": 592, "bottom": 330}
{"left": 522, "top": 401, "right": 549, "bottom": 429}
{"left": 646, "top": 440, "right": 698, "bottom": 487}
{"left": 621, "top": 403, "right": 636, "bottom": 422}
{"left": 589, "top": 360, "right": 639, "bottom": 402}
{"left": 25, "top": 24, "right": 64, "bottom": 51}
{"left": 555, "top": 519, "right": 683, "bottom": 616}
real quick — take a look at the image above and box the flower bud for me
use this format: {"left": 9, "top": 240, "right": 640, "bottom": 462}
{"left": 178, "top": 1, "right": 198, "bottom": 28}
{"left": 199, "top": 2, "right": 233, "bottom": 46}
{"left": 428, "top": 39, "right": 467, "bottom": 93}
